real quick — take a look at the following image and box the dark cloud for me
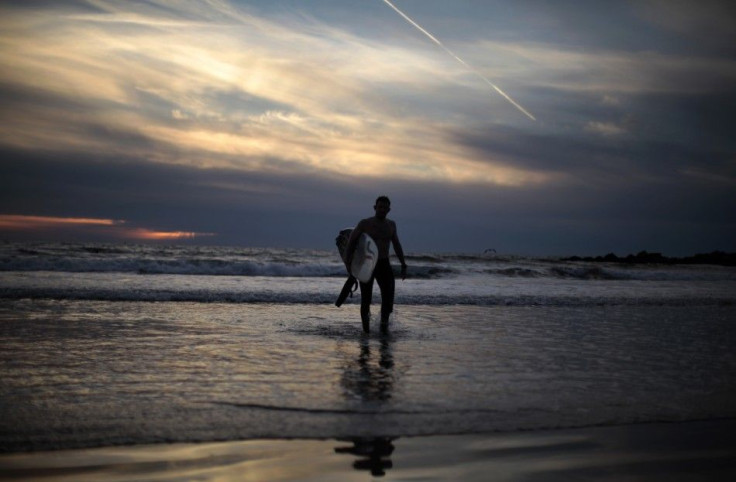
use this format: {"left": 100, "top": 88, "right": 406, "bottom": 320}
{"left": 632, "top": 0, "right": 736, "bottom": 57}
{"left": 451, "top": 85, "right": 736, "bottom": 184}
{"left": 0, "top": 147, "right": 388, "bottom": 247}
{"left": 0, "top": 81, "right": 88, "bottom": 112}
{"left": 2, "top": 145, "right": 733, "bottom": 256}
{"left": 510, "top": 0, "right": 736, "bottom": 57}
{"left": 454, "top": 123, "right": 735, "bottom": 183}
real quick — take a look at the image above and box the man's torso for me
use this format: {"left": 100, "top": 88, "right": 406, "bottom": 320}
{"left": 359, "top": 217, "right": 395, "bottom": 259}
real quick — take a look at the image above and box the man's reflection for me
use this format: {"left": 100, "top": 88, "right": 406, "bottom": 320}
{"left": 335, "top": 437, "right": 396, "bottom": 477}
{"left": 337, "top": 336, "right": 398, "bottom": 476}
{"left": 343, "top": 336, "right": 394, "bottom": 402}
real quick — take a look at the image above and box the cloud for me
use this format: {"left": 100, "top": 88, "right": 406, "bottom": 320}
{"left": 0, "top": 1, "right": 734, "bottom": 254}
{"left": 634, "top": 0, "right": 736, "bottom": 55}
{"left": 3, "top": 0, "right": 732, "bottom": 191}
{"left": 601, "top": 95, "right": 621, "bottom": 106}
{"left": 474, "top": 40, "right": 736, "bottom": 96}
{"left": 0, "top": 0, "right": 554, "bottom": 187}
{"left": 1, "top": 144, "right": 734, "bottom": 255}
{"left": 585, "top": 121, "right": 627, "bottom": 137}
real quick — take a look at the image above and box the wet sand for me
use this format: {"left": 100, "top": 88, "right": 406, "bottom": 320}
{"left": 2, "top": 420, "right": 735, "bottom": 481}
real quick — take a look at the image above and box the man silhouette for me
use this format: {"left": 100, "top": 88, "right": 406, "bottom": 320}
{"left": 345, "top": 196, "right": 407, "bottom": 333}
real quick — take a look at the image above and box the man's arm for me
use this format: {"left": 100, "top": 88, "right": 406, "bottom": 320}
{"left": 392, "top": 223, "right": 407, "bottom": 280}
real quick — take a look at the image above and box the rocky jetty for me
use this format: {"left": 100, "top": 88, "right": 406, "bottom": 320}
{"left": 563, "top": 250, "right": 736, "bottom": 266}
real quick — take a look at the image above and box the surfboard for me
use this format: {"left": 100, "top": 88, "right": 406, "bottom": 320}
{"left": 334, "top": 228, "right": 379, "bottom": 306}
{"left": 350, "top": 233, "right": 379, "bottom": 283}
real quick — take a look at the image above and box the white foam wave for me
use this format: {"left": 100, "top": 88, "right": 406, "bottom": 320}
{"left": 1, "top": 285, "right": 732, "bottom": 307}
{"left": 2, "top": 243, "right": 734, "bottom": 283}
{"left": 0, "top": 256, "right": 342, "bottom": 277}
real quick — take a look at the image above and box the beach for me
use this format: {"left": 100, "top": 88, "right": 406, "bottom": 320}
{"left": 2, "top": 421, "right": 736, "bottom": 481}
{"left": 1, "top": 243, "right": 735, "bottom": 479}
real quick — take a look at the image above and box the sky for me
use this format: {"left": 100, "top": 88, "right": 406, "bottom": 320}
{"left": 1, "top": 0, "right": 735, "bottom": 256}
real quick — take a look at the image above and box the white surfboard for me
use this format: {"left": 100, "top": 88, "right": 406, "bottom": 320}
{"left": 350, "top": 233, "right": 378, "bottom": 283}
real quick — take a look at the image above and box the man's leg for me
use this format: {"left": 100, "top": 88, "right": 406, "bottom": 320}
{"left": 375, "top": 260, "right": 395, "bottom": 330}
{"left": 359, "top": 279, "right": 373, "bottom": 333}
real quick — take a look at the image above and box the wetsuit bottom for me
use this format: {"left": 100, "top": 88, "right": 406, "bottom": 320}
{"left": 359, "top": 258, "right": 395, "bottom": 331}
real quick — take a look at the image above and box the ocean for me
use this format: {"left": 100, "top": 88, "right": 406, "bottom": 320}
{"left": 1, "top": 241, "right": 735, "bottom": 454}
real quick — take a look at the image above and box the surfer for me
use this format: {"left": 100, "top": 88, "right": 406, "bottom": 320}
{"left": 345, "top": 196, "right": 407, "bottom": 333}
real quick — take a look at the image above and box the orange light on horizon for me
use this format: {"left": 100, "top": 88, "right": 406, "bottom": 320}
{"left": 124, "top": 229, "right": 216, "bottom": 240}
{"left": 0, "top": 214, "right": 123, "bottom": 229}
{"left": 0, "top": 214, "right": 215, "bottom": 241}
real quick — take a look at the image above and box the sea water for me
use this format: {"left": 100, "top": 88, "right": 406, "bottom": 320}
{"left": 1, "top": 242, "right": 735, "bottom": 451}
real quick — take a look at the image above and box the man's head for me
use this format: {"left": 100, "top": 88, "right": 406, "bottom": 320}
{"left": 374, "top": 195, "right": 391, "bottom": 219}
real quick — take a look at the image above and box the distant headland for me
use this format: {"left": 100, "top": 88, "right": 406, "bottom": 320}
{"left": 563, "top": 250, "right": 736, "bottom": 266}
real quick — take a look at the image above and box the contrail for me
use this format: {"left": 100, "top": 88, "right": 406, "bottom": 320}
{"left": 380, "top": 0, "right": 536, "bottom": 121}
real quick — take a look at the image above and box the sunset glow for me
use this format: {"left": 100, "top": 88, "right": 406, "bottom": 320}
{"left": 0, "top": 215, "right": 122, "bottom": 229}
{"left": 0, "top": 215, "right": 214, "bottom": 241}
{"left": 125, "top": 229, "right": 216, "bottom": 241}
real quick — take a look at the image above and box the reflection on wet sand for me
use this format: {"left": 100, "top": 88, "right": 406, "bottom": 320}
{"left": 335, "top": 437, "right": 396, "bottom": 477}
{"left": 337, "top": 335, "right": 398, "bottom": 475}
{"left": 341, "top": 335, "right": 395, "bottom": 402}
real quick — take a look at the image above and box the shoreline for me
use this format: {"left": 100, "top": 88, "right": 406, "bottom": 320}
{"left": 2, "top": 420, "right": 735, "bottom": 481}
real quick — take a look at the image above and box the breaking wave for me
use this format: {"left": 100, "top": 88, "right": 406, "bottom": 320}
{"left": 1, "top": 242, "right": 734, "bottom": 291}
{"left": 1, "top": 285, "right": 732, "bottom": 307}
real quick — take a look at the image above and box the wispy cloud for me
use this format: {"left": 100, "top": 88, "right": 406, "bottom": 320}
{"left": 585, "top": 121, "right": 627, "bottom": 137}
{"left": 0, "top": 0, "right": 552, "bottom": 186}
{"left": 5, "top": 0, "right": 728, "bottom": 189}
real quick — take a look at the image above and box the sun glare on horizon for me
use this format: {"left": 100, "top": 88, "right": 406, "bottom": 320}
{"left": 0, "top": 215, "right": 214, "bottom": 241}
